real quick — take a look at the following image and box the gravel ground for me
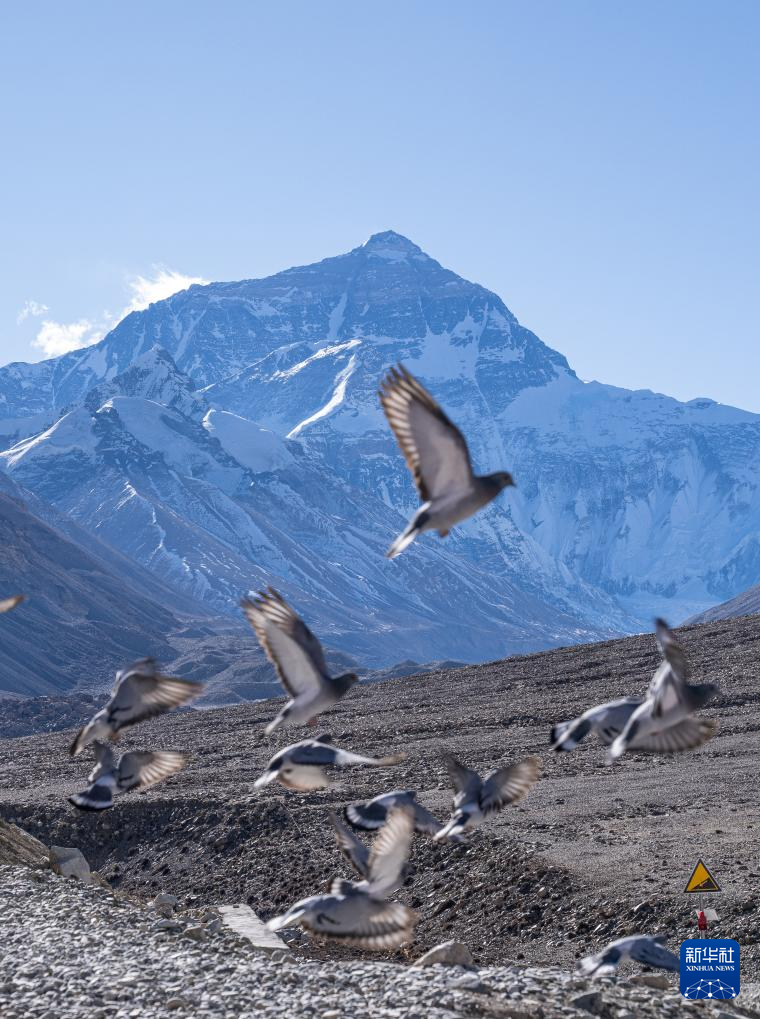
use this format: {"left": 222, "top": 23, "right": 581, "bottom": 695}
{"left": 0, "top": 614, "right": 758, "bottom": 977}
{"left": 2, "top": 864, "right": 757, "bottom": 1019}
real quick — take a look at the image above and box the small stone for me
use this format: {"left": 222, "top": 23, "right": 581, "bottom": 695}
{"left": 413, "top": 940, "right": 474, "bottom": 968}
{"left": 154, "top": 919, "right": 183, "bottom": 932}
{"left": 166, "top": 999, "right": 186, "bottom": 1011}
{"left": 450, "top": 975, "right": 489, "bottom": 993}
{"left": 49, "top": 846, "right": 92, "bottom": 884}
{"left": 570, "top": 990, "right": 603, "bottom": 1014}
{"left": 630, "top": 973, "right": 670, "bottom": 990}
{"left": 153, "top": 893, "right": 179, "bottom": 909}
{"left": 182, "top": 925, "right": 207, "bottom": 941}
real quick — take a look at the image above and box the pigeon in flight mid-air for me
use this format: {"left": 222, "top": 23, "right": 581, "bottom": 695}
{"left": 606, "top": 619, "right": 718, "bottom": 763}
{"left": 253, "top": 734, "right": 406, "bottom": 792}
{"left": 379, "top": 364, "right": 515, "bottom": 558}
{"left": 70, "top": 659, "right": 203, "bottom": 756}
{"left": 68, "top": 740, "right": 188, "bottom": 811}
{"left": 268, "top": 806, "right": 418, "bottom": 950}
{"left": 434, "top": 752, "right": 542, "bottom": 841}
{"left": 551, "top": 697, "right": 644, "bottom": 752}
{"left": 0, "top": 595, "right": 24, "bottom": 613}
{"left": 578, "top": 934, "right": 679, "bottom": 977}
{"left": 241, "top": 588, "right": 358, "bottom": 735}
{"left": 330, "top": 809, "right": 413, "bottom": 893}
{"left": 345, "top": 788, "right": 458, "bottom": 841}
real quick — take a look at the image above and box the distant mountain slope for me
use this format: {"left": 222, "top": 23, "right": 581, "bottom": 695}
{"left": 687, "top": 583, "right": 760, "bottom": 623}
{"left": 0, "top": 474, "right": 227, "bottom": 698}
{"left": 2, "top": 230, "right": 759, "bottom": 661}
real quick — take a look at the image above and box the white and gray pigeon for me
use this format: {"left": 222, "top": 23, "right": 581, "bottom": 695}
{"left": 434, "top": 752, "right": 542, "bottom": 841}
{"left": 607, "top": 619, "right": 718, "bottom": 763}
{"left": 241, "top": 588, "right": 358, "bottom": 736}
{"left": 379, "top": 364, "right": 515, "bottom": 558}
{"left": 268, "top": 806, "right": 418, "bottom": 950}
{"left": 70, "top": 658, "right": 203, "bottom": 756}
{"left": 0, "top": 595, "right": 24, "bottom": 613}
{"left": 552, "top": 620, "right": 718, "bottom": 763}
{"left": 330, "top": 809, "right": 412, "bottom": 893}
{"left": 345, "top": 788, "right": 458, "bottom": 841}
{"left": 578, "top": 934, "right": 679, "bottom": 977}
{"left": 253, "top": 734, "right": 406, "bottom": 792}
{"left": 68, "top": 740, "right": 188, "bottom": 811}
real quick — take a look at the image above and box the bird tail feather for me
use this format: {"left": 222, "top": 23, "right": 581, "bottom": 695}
{"left": 386, "top": 525, "right": 420, "bottom": 559}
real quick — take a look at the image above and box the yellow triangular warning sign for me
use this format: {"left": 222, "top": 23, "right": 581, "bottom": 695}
{"left": 684, "top": 859, "right": 721, "bottom": 893}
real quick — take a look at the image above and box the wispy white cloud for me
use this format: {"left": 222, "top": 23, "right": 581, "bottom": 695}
{"left": 16, "top": 299, "right": 49, "bottom": 324}
{"left": 123, "top": 268, "right": 209, "bottom": 315}
{"left": 32, "top": 319, "right": 103, "bottom": 358}
{"left": 27, "top": 266, "right": 208, "bottom": 360}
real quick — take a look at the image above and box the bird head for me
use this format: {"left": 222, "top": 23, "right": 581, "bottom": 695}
{"left": 489, "top": 470, "right": 516, "bottom": 492}
{"left": 334, "top": 672, "right": 359, "bottom": 694}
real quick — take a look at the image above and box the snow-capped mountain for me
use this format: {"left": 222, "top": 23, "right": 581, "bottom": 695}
{"left": 2, "top": 230, "right": 759, "bottom": 669}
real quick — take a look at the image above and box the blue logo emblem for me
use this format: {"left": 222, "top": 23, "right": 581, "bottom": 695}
{"left": 680, "top": 939, "right": 740, "bottom": 999}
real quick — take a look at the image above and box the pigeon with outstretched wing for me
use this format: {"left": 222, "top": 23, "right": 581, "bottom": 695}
{"left": 433, "top": 752, "right": 542, "bottom": 841}
{"left": 268, "top": 807, "right": 418, "bottom": 950}
{"left": 379, "top": 364, "right": 514, "bottom": 558}
{"left": 71, "top": 659, "right": 203, "bottom": 756}
{"left": 68, "top": 741, "right": 188, "bottom": 811}
{"left": 241, "top": 588, "right": 358, "bottom": 735}
{"left": 254, "top": 735, "right": 406, "bottom": 792}
{"left": 578, "top": 934, "right": 679, "bottom": 977}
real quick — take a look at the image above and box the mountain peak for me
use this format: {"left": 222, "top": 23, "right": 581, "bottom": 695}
{"left": 359, "top": 230, "right": 428, "bottom": 261}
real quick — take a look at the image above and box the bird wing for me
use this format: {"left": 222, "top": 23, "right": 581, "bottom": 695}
{"left": 87, "top": 741, "right": 117, "bottom": 784}
{"left": 0, "top": 595, "right": 24, "bottom": 613}
{"left": 367, "top": 806, "right": 415, "bottom": 898}
{"left": 379, "top": 364, "right": 474, "bottom": 502}
{"left": 116, "top": 751, "right": 188, "bottom": 793}
{"left": 106, "top": 660, "right": 203, "bottom": 731}
{"left": 480, "top": 756, "right": 542, "bottom": 815}
{"left": 628, "top": 937, "right": 680, "bottom": 971}
{"left": 654, "top": 618, "right": 691, "bottom": 682}
{"left": 329, "top": 810, "right": 370, "bottom": 878}
{"left": 631, "top": 717, "right": 717, "bottom": 754}
{"left": 241, "top": 589, "right": 328, "bottom": 698}
{"left": 441, "top": 751, "right": 482, "bottom": 800}
{"left": 301, "top": 897, "right": 417, "bottom": 950}
{"left": 411, "top": 801, "right": 448, "bottom": 836}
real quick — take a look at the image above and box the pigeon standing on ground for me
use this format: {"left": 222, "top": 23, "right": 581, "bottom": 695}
{"left": 268, "top": 806, "right": 418, "bottom": 950}
{"left": 68, "top": 740, "right": 188, "bottom": 811}
{"left": 0, "top": 595, "right": 24, "bottom": 613}
{"left": 379, "top": 364, "right": 515, "bottom": 558}
{"left": 70, "top": 658, "right": 203, "bottom": 756}
{"left": 434, "top": 752, "right": 542, "bottom": 841}
{"left": 577, "top": 934, "right": 680, "bottom": 977}
{"left": 241, "top": 588, "right": 358, "bottom": 736}
{"left": 345, "top": 788, "right": 456, "bottom": 840}
{"left": 253, "top": 734, "right": 406, "bottom": 792}
{"left": 606, "top": 619, "right": 718, "bottom": 763}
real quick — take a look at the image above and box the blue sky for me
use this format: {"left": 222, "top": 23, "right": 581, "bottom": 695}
{"left": 1, "top": 1, "right": 758, "bottom": 408}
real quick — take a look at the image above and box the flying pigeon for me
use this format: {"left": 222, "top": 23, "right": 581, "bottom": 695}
{"left": 606, "top": 619, "right": 718, "bottom": 763}
{"left": 578, "top": 934, "right": 679, "bottom": 977}
{"left": 68, "top": 740, "right": 188, "bottom": 811}
{"left": 345, "top": 788, "right": 456, "bottom": 840}
{"left": 551, "top": 697, "right": 643, "bottom": 752}
{"left": 268, "top": 806, "right": 418, "bottom": 950}
{"left": 434, "top": 752, "right": 542, "bottom": 841}
{"left": 241, "top": 588, "right": 358, "bottom": 736}
{"left": 70, "top": 658, "right": 203, "bottom": 756}
{"left": 0, "top": 595, "right": 24, "bottom": 613}
{"left": 253, "top": 734, "right": 406, "bottom": 792}
{"left": 379, "top": 364, "right": 515, "bottom": 558}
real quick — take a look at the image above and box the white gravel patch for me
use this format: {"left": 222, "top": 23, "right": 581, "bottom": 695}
{"left": 0, "top": 865, "right": 750, "bottom": 1019}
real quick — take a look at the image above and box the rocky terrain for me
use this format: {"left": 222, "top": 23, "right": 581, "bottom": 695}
{"left": 7, "top": 864, "right": 759, "bottom": 1019}
{"left": 1, "top": 612, "right": 758, "bottom": 990}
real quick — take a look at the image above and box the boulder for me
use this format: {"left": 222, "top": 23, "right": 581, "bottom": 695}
{"left": 0, "top": 820, "right": 49, "bottom": 868}
{"left": 412, "top": 940, "right": 474, "bottom": 968}
{"left": 49, "top": 845, "right": 93, "bottom": 884}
